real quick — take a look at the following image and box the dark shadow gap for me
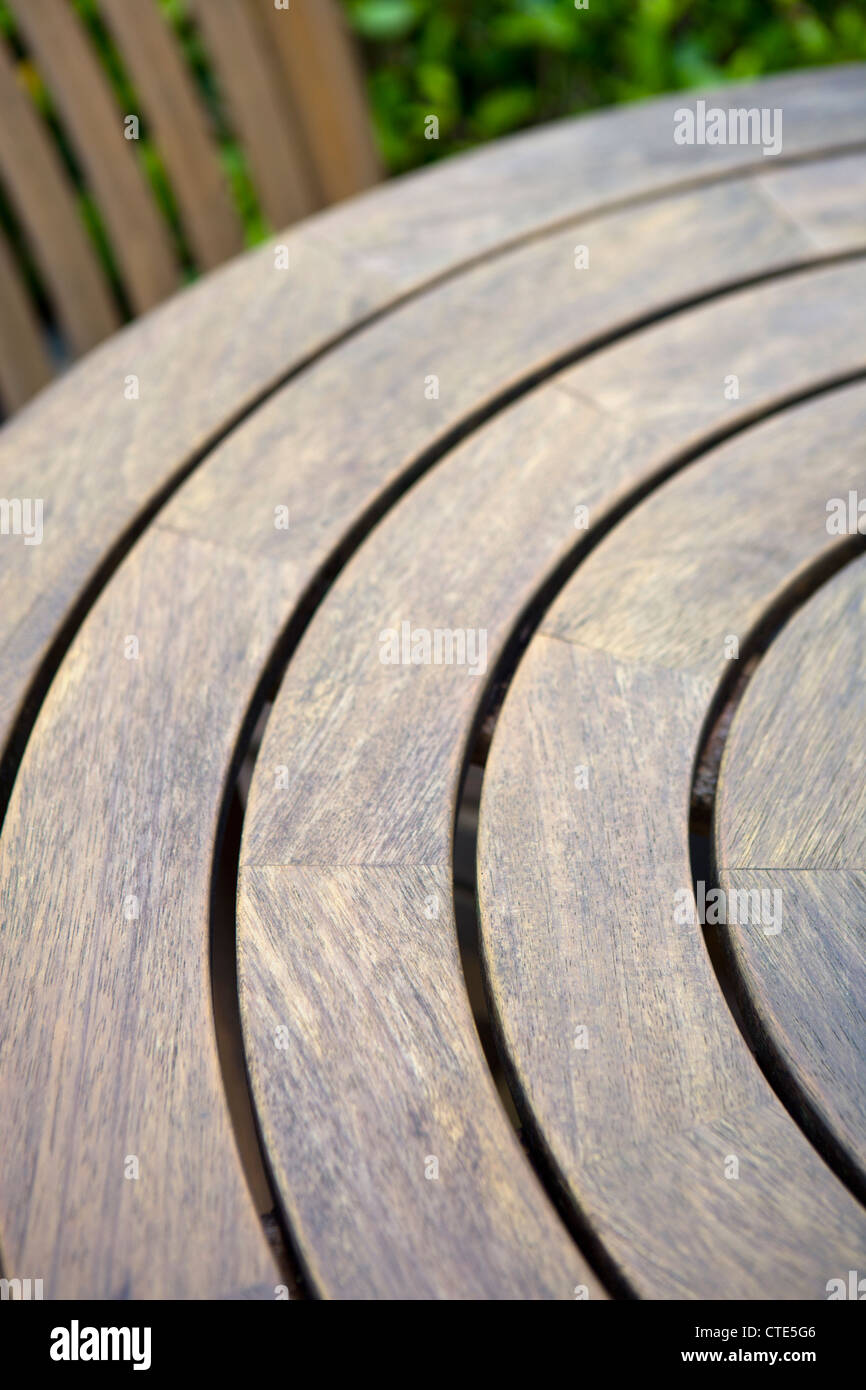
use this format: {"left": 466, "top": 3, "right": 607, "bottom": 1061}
{"left": 688, "top": 541, "right": 866, "bottom": 1208}
{"left": 451, "top": 377, "right": 866, "bottom": 1299}
{"left": 1, "top": 248, "right": 863, "bottom": 1285}
{"left": 7, "top": 246, "right": 865, "bottom": 835}
{"left": 208, "top": 373, "right": 866, "bottom": 1298}
{"left": 211, "top": 785, "right": 310, "bottom": 1298}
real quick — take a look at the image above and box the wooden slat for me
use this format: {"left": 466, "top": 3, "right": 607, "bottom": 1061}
{"left": 0, "top": 73, "right": 858, "bottom": 1301}
{"left": 254, "top": 0, "right": 381, "bottom": 203}
{"left": 241, "top": 864, "right": 597, "bottom": 1299}
{"left": 716, "top": 556, "right": 866, "bottom": 1188}
{"left": 239, "top": 254, "right": 866, "bottom": 865}
{"left": 223, "top": 263, "right": 866, "bottom": 1285}
{"left": 0, "top": 38, "right": 119, "bottom": 355}
{"left": 0, "top": 224, "right": 52, "bottom": 412}
{"left": 309, "top": 65, "right": 866, "bottom": 284}
{"left": 99, "top": 0, "right": 243, "bottom": 270}
{"left": 188, "top": 0, "right": 319, "bottom": 229}
{"left": 9, "top": 0, "right": 180, "bottom": 313}
{"left": 477, "top": 383, "right": 866, "bottom": 1297}
{"left": 0, "top": 535, "right": 283, "bottom": 1299}
{"left": 717, "top": 559, "right": 866, "bottom": 870}
{"left": 1, "top": 146, "right": 864, "bottom": 785}
{"left": 0, "top": 74, "right": 862, "bottom": 773}
{"left": 0, "top": 79, "right": 863, "bottom": 1289}
{"left": 5, "top": 172, "right": 866, "bottom": 1297}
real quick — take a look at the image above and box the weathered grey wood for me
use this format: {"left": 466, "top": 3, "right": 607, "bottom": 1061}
{"left": 0, "top": 76, "right": 862, "bottom": 751}
{"left": 0, "top": 533, "right": 284, "bottom": 1299}
{"left": 239, "top": 253, "right": 866, "bottom": 864}
{"left": 99, "top": 0, "right": 244, "bottom": 269}
{"left": 4, "top": 205, "right": 863, "bottom": 1301}
{"left": 233, "top": 273, "right": 866, "bottom": 1296}
{"left": 0, "top": 37, "right": 119, "bottom": 355}
{"left": 254, "top": 0, "right": 381, "bottom": 203}
{"left": 1, "top": 152, "right": 863, "bottom": 791}
{"left": 0, "top": 224, "right": 52, "bottom": 412}
{"left": 240, "top": 864, "right": 597, "bottom": 1299}
{"left": 226, "top": 263, "right": 864, "bottom": 1285}
{"left": 0, "top": 58, "right": 861, "bottom": 375}
{"left": 188, "top": 0, "right": 320, "bottom": 228}
{"left": 9, "top": 0, "right": 181, "bottom": 313}
{"left": 716, "top": 557, "right": 866, "bottom": 1188}
{"left": 477, "top": 383, "right": 866, "bottom": 1297}
{"left": 309, "top": 65, "right": 866, "bottom": 284}
{"left": 1, "top": 85, "right": 865, "bottom": 1297}
{"left": 717, "top": 558, "right": 866, "bottom": 869}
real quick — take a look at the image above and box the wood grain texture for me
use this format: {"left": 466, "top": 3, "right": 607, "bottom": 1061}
{"left": 240, "top": 865, "right": 596, "bottom": 1299}
{"left": 0, "top": 532, "right": 286, "bottom": 1298}
{"left": 717, "top": 558, "right": 866, "bottom": 868}
{"left": 240, "top": 258, "right": 866, "bottom": 868}
{"left": 188, "top": 0, "right": 320, "bottom": 228}
{"left": 0, "top": 37, "right": 119, "bottom": 357}
{"left": 9, "top": 0, "right": 180, "bottom": 313}
{"left": 309, "top": 65, "right": 866, "bottom": 284}
{"left": 0, "top": 223, "right": 52, "bottom": 412}
{"left": 759, "top": 150, "right": 866, "bottom": 252}
{"left": 477, "top": 383, "right": 866, "bottom": 1297}
{"left": 5, "top": 187, "right": 863, "bottom": 1301}
{"left": 234, "top": 287, "right": 866, "bottom": 1295}
{"left": 255, "top": 0, "right": 381, "bottom": 202}
{"left": 99, "top": 0, "right": 244, "bottom": 269}
{"left": 0, "top": 72, "right": 862, "bottom": 757}
{"left": 1, "top": 154, "right": 864, "bottom": 797}
{"left": 0, "top": 81, "right": 864, "bottom": 1297}
{"left": 716, "top": 556, "right": 866, "bottom": 1188}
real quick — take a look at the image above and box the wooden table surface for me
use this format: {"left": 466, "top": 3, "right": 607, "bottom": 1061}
{"left": 0, "top": 67, "right": 864, "bottom": 1300}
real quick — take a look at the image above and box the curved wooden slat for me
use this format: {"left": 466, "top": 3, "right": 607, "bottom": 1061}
{"left": 1, "top": 146, "right": 864, "bottom": 785}
{"left": 0, "top": 78, "right": 863, "bottom": 1293}
{"left": 255, "top": 0, "right": 381, "bottom": 203}
{"left": 188, "top": 0, "right": 319, "bottom": 228}
{"left": 477, "top": 383, "right": 866, "bottom": 1297}
{"left": 309, "top": 65, "right": 866, "bottom": 283}
{"left": 0, "top": 73, "right": 862, "bottom": 771}
{"left": 9, "top": 0, "right": 180, "bottom": 313}
{"left": 3, "top": 178, "right": 865, "bottom": 1296}
{"left": 99, "top": 0, "right": 244, "bottom": 270}
{"left": 0, "top": 224, "right": 52, "bottom": 412}
{"left": 715, "top": 556, "right": 866, "bottom": 1189}
{"left": 234, "top": 265, "right": 866, "bottom": 1294}
{"left": 0, "top": 536, "right": 284, "bottom": 1299}
{"left": 0, "top": 37, "right": 119, "bottom": 356}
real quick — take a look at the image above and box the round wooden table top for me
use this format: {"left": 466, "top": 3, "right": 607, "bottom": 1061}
{"left": 1, "top": 66, "right": 865, "bottom": 1300}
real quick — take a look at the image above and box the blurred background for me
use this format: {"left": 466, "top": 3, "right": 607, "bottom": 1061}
{"left": 0, "top": 0, "right": 864, "bottom": 417}
{"left": 4, "top": 0, "right": 865, "bottom": 250}
{"left": 347, "top": 0, "right": 866, "bottom": 172}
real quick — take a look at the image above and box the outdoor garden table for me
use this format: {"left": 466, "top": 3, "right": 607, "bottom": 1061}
{"left": 0, "top": 66, "right": 865, "bottom": 1300}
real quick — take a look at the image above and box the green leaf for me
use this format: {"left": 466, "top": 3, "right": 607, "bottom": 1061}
{"left": 416, "top": 61, "right": 459, "bottom": 109}
{"left": 491, "top": 9, "right": 578, "bottom": 53}
{"left": 349, "top": 0, "right": 419, "bottom": 41}
{"left": 473, "top": 86, "right": 537, "bottom": 138}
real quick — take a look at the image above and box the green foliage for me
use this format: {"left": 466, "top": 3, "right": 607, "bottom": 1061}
{"left": 342, "top": 0, "right": 866, "bottom": 172}
{"left": 0, "top": 0, "right": 862, "bottom": 317}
